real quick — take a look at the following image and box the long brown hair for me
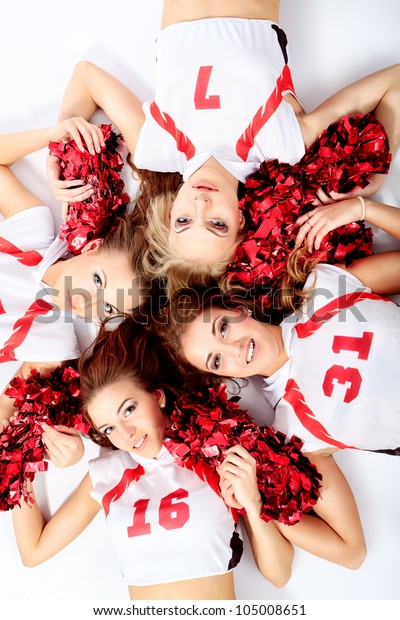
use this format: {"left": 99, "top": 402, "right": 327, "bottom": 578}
{"left": 101, "top": 211, "right": 148, "bottom": 284}
{"left": 278, "top": 247, "right": 319, "bottom": 312}
{"left": 161, "top": 248, "right": 321, "bottom": 384}
{"left": 78, "top": 315, "right": 184, "bottom": 448}
{"left": 127, "top": 155, "right": 183, "bottom": 221}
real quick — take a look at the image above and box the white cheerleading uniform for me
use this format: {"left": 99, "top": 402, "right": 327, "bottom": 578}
{"left": 0, "top": 206, "right": 80, "bottom": 393}
{"left": 89, "top": 446, "right": 243, "bottom": 586}
{"left": 134, "top": 18, "right": 305, "bottom": 183}
{"left": 262, "top": 264, "right": 400, "bottom": 453}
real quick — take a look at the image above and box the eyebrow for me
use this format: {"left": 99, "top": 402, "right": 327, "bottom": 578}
{"left": 175, "top": 224, "right": 228, "bottom": 238}
{"left": 97, "top": 397, "right": 131, "bottom": 431}
{"left": 205, "top": 316, "right": 219, "bottom": 370}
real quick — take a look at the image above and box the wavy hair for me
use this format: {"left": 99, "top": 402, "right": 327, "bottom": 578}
{"left": 161, "top": 248, "right": 321, "bottom": 385}
{"left": 157, "top": 286, "right": 253, "bottom": 392}
{"left": 277, "top": 246, "right": 320, "bottom": 312}
{"left": 101, "top": 212, "right": 148, "bottom": 283}
{"left": 78, "top": 315, "right": 184, "bottom": 448}
{"left": 128, "top": 156, "right": 245, "bottom": 297}
{"left": 143, "top": 194, "right": 244, "bottom": 299}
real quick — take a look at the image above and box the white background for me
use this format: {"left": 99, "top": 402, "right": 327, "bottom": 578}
{"left": 0, "top": 0, "right": 399, "bottom": 605}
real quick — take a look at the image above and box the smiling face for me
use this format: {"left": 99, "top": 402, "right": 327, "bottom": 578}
{"left": 169, "top": 167, "right": 243, "bottom": 262}
{"left": 181, "top": 306, "right": 288, "bottom": 378}
{"left": 87, "top": 377, "right": 167, "bottom": 456}
{"left": 45, "top": 242, "right": 141, "bottom": 322}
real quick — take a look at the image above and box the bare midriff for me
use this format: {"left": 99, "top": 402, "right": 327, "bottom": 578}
{"left": 162, "top": 0, "right": 280, "bottom": 29}
{"left": 128, "top": 571, "right": 236, "bottom": 600}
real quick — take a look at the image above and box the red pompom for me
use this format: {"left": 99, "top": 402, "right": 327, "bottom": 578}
{"left": 0, "top": 366, "right": 88, "bottom": 510}
{"left": 164, "top": 384, "right": 321, "bottom": 525}
{"left": 228, "top": 114, "right": 391, "bottom": 319}
{"left": 49, "top": 124, "right": 130, "bottom": 254}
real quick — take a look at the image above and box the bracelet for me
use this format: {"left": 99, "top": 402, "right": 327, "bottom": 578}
{"left": 357, "top": 195, "right": 366, "bottom": 221}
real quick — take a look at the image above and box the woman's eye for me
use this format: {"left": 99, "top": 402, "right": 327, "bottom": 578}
{"left": 219, "top": 320, "right": 228, "bottom": 338}
{"left": 93, "top": 273, "right": 102, "bottom": 288}
{"left": 174, "top": 216, "right": 191, "bottom": 228}
{"left": 103, "top": 302, "right": 113, "bottom": 316}
{"left": 103, "top": 426, "right": 114, "bottom": 436}
{"left": 209, "top": 220, "right": 228, "bottom": 233}
{"left": 212, "top": 353, "right": 222, "bottom": 371}
{"left": 124, "top": 404, "right": 136, "bottom": 419}
{"left": 210, "top": 219, "right": 227, "bottom": 228}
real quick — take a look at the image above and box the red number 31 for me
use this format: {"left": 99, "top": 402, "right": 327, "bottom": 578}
{"left": 322, "top": 331, "right": 373, "bottom": 403}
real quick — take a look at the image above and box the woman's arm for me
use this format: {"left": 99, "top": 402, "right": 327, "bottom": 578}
{"left": 1, "top": 362, "right": 84, "bottom": 467}
{"left": 57, "top": 61, "right": 145, "bottom": 156}
{"left": 343, "top": 250, "right": 400, "bottom": 297}
{"left": 0, "top": 120, "right": 102, "bottom": 219}
{"left": 48, "top": 61, "right": 145, "bottom": 208}
{"left": 0, "top": 166, "right": 42, "bottom": 220}
{"left": 0, "top": 362, "right": 60, "bottom": 424}
{"left": 295, "top": 196, "right": 400, "bottom": 253}
{"left": 302, "top": 64, "right": 400, "bottom": 153}
{"left": 0, "top": 119, "right": 104, "bottom": 167}
{"left": 276, "top": 454, "right": 367, "bottom": 570}
{"left": 12, "top": 472, "right": 100, "bottom": 566}
{"left": 218, "top": 445, "right": 294, "bottom": 588}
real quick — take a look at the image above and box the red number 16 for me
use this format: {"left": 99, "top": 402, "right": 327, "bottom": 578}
{"left": 127, "top": 488, "right": 190, "bottom": 537}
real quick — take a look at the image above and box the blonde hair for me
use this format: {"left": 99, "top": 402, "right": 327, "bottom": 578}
{"left": 143, "top": 193, "right": 243, "bottom": 299}
{"left": 278, "top": 246, "right": 320, "bottom": 312}
{"left": 128, "top": 157, "right": 245, "bottom": 297}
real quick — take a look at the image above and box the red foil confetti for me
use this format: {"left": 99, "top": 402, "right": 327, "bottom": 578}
{"left": 0, "top": 366, "right": 89, "bottom": 510}
{"left": 49, "top": 124, "right": 130, "bottom": 254}
{"left": 164, "top": 384, "right": 322, "bottom": 525}
{"left": 228, "top": 114, "right": 391, "bottom": 319}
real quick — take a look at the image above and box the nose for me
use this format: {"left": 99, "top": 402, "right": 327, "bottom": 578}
{"left": 224, "top": 339, "right": 242, "bottom": 356}
{"left": 120, "top": 419, "right": 136, "bottom": 438}
{"left": 71, "top": 294, "right": 88, "bottom": 311}
{"left": 194, "top": 193, "right": 210, "bottom": 207}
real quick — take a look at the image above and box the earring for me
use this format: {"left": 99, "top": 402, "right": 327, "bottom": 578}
{"left": 160, "top": 403, "right": 165, "bottom": 409}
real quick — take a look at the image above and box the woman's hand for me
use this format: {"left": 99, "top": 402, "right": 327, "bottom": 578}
{"left": 46, "top": 154, "right": 94, "bottom": 220}
{"left": 295, "top": 196, "right": 364, "bottom": 252}
{"left": 218, "top": 444, "right": 262, "bottom": 517}
{"left": 46, "top": 118, "right": 104, "bottom": 218}
{"left": 42, "top": 423, "right": 84, "bottom": 468}
{"left": 48, "top": 117, "right": 105, "bottom": 154}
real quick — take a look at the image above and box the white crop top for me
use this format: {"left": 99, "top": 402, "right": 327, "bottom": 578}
{"left": 134, "top": 18, "right": 305, "bottom": 183}
{"left": 89, "top": 446, "right": 243, "bottom": 586}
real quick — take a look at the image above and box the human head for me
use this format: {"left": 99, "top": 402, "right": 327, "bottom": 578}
{"left": 163, "top": 287, "right": 287, "bottom": 382}
{"left": 48, "top": 215, "right": 150, "bottom": 322}
{"left": 79, "top": 315, "right": 183, "bottom": 454}
{"left": 169, "top": 167, "right": 244, "bottom": 259}
{"left": 144, "top": 179, "right": 245, "bottom": 299}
